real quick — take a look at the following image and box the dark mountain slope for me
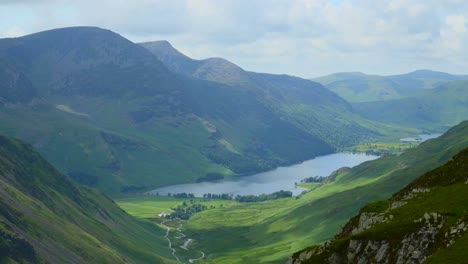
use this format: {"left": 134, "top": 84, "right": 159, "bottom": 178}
{"left": 289, "top": 146, "right": 468, "bottom": 264}
{"left": 0, "top": 27, "right": 176, "bottom": 97}
{"left": 0, "top": 27, "right": 372, "bottom": 193}
{"left": 0, "top": 135, "right": 175, "bottom": 263}
{"left": 139, "top": 41, "right": 253, "bottom": 87}
{"left": 0, "top": 60, "right": 38, "bottom": 103}
{"left": 140, "top": 40, "right": 385, "bottom": 148}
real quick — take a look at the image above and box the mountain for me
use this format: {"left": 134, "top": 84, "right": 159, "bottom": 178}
{"left": 352, "top": 80, "right": 468, "bottom": 131}
{"left": 313, "top": 70, "right": 468, "bottom": 103}
{"left": 0, "top": 135, "right": 175, "bottom": 263}
{"left": 0, "top": 27, "right": 394, "bottom": 194}
{"left": 139, "top": 41, "right": 253, "bottom": 87}
{"left": 177, "top": 121, "right": 468, "bottom": 263}
{"left": 288, "top": 146, "right": 468, "bottom": 264}
{"left": 141, "top": 40, "right": 408, "bottom": 148}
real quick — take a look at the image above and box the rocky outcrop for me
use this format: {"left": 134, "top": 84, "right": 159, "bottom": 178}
{"left": 289, "top": 209, "right": 466, "bottom": 264}
{"left": 288, "top": 147, "right": 468, "bottom": 264}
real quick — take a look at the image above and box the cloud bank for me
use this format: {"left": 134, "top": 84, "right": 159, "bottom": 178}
{"left": 1, "top": 0, "right": 467, "bottom": 77}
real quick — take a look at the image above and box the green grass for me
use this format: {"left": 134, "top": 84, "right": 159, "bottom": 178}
{"left": 290, "top": 145, "right": 468, "bottom": 263}
{"left": 115, "top": 121, "right": 468, "bottom": 263}
{"left": 425, "top": 235, "right": 468, "bottom": 264}
{"left": 349, "top": 141, "right": 419, "bottom": 155}
{"left": 116, "top": 195, "right": 237, "bottom": 219}
{"left": 0, "top": 135, "right": 177, "bottom": 263}
{"left": 352, "top": 81, "right": 468, "bottom": 131}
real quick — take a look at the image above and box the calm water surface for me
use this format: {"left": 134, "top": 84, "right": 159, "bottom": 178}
{"left": 147, "top": 153, "right": 378, "bottom": 197}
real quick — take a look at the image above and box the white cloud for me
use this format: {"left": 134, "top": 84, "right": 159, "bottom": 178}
{"left": 0, "top": 0, "right": 468, "bottom": 77}
{"left": 446, "top": 15, "right": 466, "bottom": 33}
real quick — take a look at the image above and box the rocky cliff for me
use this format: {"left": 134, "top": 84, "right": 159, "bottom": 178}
{"left": 288, "top": 147, "right": 468, "bottom": 264}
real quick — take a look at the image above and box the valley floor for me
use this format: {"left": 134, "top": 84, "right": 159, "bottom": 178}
{"left": 116, "top": 166, "right": 391, "bottom": 263}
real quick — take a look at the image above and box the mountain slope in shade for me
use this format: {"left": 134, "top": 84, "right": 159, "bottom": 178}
{"left": 0, "top": 27, "right": 177, "bottom": 97}
{"left": 0, "top": 135, "right": 175, "bottom": 263}
{"left": 288, "top": 146, "right": 468, "bottom": 264}
{"left": 139, "top": 41, "right": 253, "bottom": 87}
{"left": 0, "top": 27, "right": 399, "bottom": 193}
{"left": 0, "top": 60, "right": 38, "bottom": 103}
{"left": 141, "top": 40, "right": 389, "bottom": 148}
{"left": 0, "top": 27, "right": 377, "bottom": 194}
{"left": 313, "top": 70, "right": 468, "bottom": 103}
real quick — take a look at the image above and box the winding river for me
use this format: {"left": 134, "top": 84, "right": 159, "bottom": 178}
{"left": 148, "top": 152, "right": 378, "bottom": 197}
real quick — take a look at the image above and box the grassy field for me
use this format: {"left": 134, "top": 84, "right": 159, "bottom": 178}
{"left": 116, "top": 195, "right": 237, "bottom": 219}
{"left": 115, "top": 165, "right": 403, "bottom": 263}
{"left": 115, "top": 121, "right": 468, "bottom": 263}
{"left": 348, "top": 141, "right": 419, "bottom": 155}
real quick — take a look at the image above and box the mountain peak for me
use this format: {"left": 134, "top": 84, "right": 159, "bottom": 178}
{"left": 0, "top": 26, "right": 174, "bottom": 97}
{"left": 139, "top": 40, "right": 191, "bottom": 62}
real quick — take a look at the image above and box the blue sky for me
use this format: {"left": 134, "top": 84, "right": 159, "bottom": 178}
{"left": 1, "top": 0, "right": 467, "bottom": 78}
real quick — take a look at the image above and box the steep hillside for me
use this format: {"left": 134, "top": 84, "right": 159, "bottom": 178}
{"left": 353, "top": 80, "right": 468, "bottom": 131}
{"left": 313, "top": 70, "right": 468, "bottom": 103}
{"left": 0, "top": 135, "right": 175, "bottom": 263}
{"left": 141, "top": 40, "right": 405, "bottom": 148}
{"left": 177, "top": 121, "right": 468, "bottom": 263}
{"left": 0, "top": 27, "right": 398, "bottom": 194}
{"left": 0, "top": 27, "right": 331, "bottom": 193}
{"left": 139, "top": 41, "right": 254, "bottom": 87}
{"left": 289, "top": 146, "right": 468, "bottom": 264}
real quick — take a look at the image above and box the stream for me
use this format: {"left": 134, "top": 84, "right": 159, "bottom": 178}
{"left": 161, "top": 220, "right": 205, "bottom": 263}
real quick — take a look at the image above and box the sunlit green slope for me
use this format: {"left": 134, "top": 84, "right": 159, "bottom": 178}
{"left": 178, "top": 121, "right": 467, "bottom": 263}
{"left": 290, "top": 146, "right": 468, "bottom": 263}
{"left": 0, "top": 135, "right": 175, "bottom": 263}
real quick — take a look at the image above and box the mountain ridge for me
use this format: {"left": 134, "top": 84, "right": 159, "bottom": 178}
{"left": 0, "top": 27, "right": 385, "bottom": 194}
{"left": 313, "top": 70, "right": 468, "bottom": 103}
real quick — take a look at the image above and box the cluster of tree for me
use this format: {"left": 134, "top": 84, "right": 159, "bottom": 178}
{"left": 202, "top": 144, "right": 276, "bottom": 174}
{"left": 196, "top": 173, "right": 224, "bottom": 183}
{"left": 202, "top": 193, "right": 233, "bottom": 200}
{"left": 234, "top": 190, "right": 293, "bottom": 203}
{"left": 166, "top": 202, "right": 207, "bottom": 220}
{"left": 300, "top": 176, "right": 323, "bottom": 183}
{"left": 169, "top": 192, "right": 195, "bottom": 199}
{"left": 121, "top": 184, "right": 146, "bottom": 193}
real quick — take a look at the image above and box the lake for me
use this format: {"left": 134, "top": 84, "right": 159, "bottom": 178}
{"left": 147, "top": 153, "right": 378, "bottom": 197}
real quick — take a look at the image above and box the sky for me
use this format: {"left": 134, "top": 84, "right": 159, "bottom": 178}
{"left": 1, "top": 0, "right": 467, "bottom": 78}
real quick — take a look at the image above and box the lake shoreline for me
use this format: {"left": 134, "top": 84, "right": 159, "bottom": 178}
{"left": 147, "top": 152, "right": 379, "bottom": 198}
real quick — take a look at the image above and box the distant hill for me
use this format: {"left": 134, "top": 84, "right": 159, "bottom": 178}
{"left": 289, "top": 145, "right": 468, "bottom": 264}
{"left": 313, "top": 70, "right": 468, "bottom": 102}
{"left": 0, "top": 135, "right": 175, "bottom": 263}
{"left": 0, "top": 27, "right": 394, "bottom": 194}
{"left": 352, "top": 80, "right": 468, "bottom": 131}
